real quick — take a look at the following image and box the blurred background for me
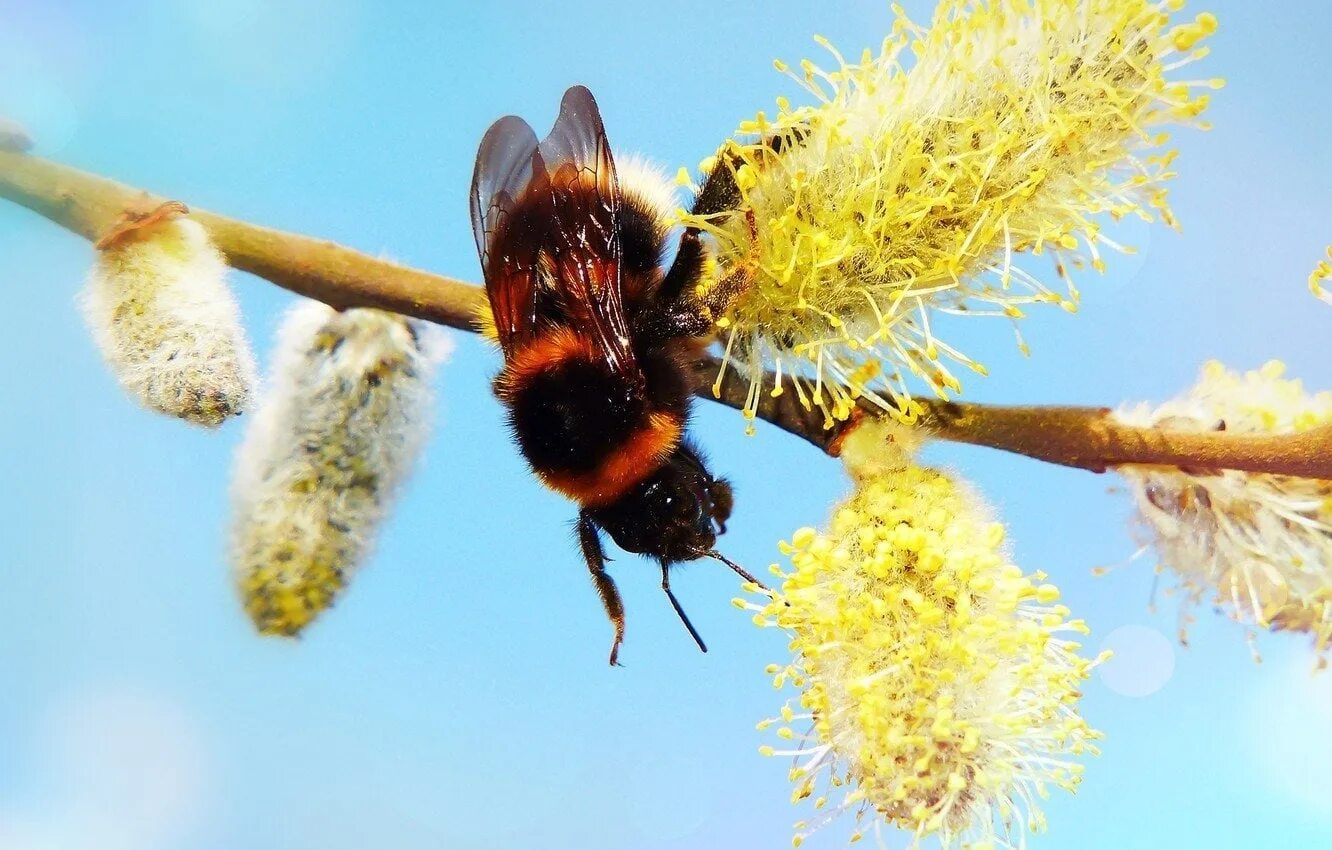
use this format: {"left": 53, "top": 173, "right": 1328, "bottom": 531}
{"left": 1, "top": 1, "right": 1330, "bottom": 848}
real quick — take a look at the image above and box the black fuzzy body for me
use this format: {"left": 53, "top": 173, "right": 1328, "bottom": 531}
{"left": 505, "top": 337, "right": 695, "bottom": 489}
{"left": 471, "top": 85, "right": 754, "bottom": 662}
{"left": 490, "top": 172, "right": 729, "bottom": 565}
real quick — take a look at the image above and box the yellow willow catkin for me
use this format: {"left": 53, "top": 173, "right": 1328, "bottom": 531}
{"left": 680, "top": 0, "right": 1219, "bottom": 426}
{"left": 81, "top": 216, "right": 256, "bottom": 426}
{"left": 737, "top": 422, "right": 1103, "bottom": 849}
{"left": 230, "top": 301, "right": 450, "bottom": 636}
{"left": 1117, "top": 361, "right": 1332, "bottom": 666}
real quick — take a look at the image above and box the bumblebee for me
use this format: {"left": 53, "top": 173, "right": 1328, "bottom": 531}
{"left": 470, "top": 86, "right": 758, "bottom": 665}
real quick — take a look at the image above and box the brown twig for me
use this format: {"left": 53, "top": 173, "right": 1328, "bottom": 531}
{"left": 918, "top": 402, "right": 1332, "bottom": 480}
{"left": 0, "top": 150, "right": 485, "bottom": 328}
{"left": 3, "top": 148, "right": 1331, "bottom": 479}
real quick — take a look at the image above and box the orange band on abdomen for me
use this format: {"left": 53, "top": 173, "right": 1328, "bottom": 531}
{"left": 495, "top": 327, "right": 599, "bottom": 401}
{"left": 537, "top": 411, "right": 683, "bottom": 507}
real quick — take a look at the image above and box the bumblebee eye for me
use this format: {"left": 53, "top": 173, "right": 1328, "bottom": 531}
{"left": 642, "top": 481, "right": 672, "bottom": 513}
{"left": 686, "top": 495, "right": 703, "bottom": 522}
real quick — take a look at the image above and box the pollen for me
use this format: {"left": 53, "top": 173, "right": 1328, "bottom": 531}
{"left": 81, "top": 209, "right": 256, "bottom": 427}
{"left": 1117, "top": 361, "right": 1332, "bottom": 666}
{"left": 680, "top": 0, "right": 1219, "bottom": 424}
{"left": 746, "top": 420, "right": 1102, "bottom": 848}
{"left": 230, "top": 301, "right": 451, "bottom": 637}
{"left": 1310, "top": 245, "right": 1332, "bottom": 305}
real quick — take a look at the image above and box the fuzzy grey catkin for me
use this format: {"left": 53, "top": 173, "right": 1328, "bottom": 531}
{"left": 230, "top": 301, "right": 450, "bottom": 636}
{"left": 81, "top": 217, "right": 256, "bottom": 426}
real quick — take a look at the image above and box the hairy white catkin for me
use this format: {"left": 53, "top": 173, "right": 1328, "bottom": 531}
{"left": 230, "top": 301, "right": 450, "bottom": 636}
{"left": 80, "top": 216, "right": 256, "bottom": 426}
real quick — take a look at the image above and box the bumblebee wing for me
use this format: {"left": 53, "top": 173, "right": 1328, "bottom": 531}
{"left": 534, "top": 86, "right": 636, "bottom": 377}
{"left": 471, "top": 86, "right": 636, "bottom": 375}
{"left": 470, "top": 114, "right": 542, "bottom": 354}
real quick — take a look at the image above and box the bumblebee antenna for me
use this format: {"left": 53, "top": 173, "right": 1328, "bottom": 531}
{"left": 660, "top": 562, "right": 707, "bottom": 654}
{"left": 707, "top": 549, "right": 768, "bottom": 592}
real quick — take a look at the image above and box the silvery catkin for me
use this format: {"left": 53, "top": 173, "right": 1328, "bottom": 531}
{"left": 81, "top": 214, "right": 256, "bottom": 426}
{"left": 231, "top": 301, "right": 449, "bottom": 636}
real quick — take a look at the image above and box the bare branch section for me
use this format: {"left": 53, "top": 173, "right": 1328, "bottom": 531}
{"left": 4, "top": 149, "right": 1331, "bottom": 479}
{"left": 0, "top": 150, "right": 485, "bottom": 328}
{"left": 919, "top": 402, "right": 1332, "bottom": 480}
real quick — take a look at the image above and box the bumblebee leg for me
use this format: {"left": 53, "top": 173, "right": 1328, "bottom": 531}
{"left": 659, "top": 229, "right": 707, "bottom": 306}
{"left": 702, "top": 207, "right": 759, "bottom": 312}
{"left": 652, "top": 143, "right": 764, "bottom": 334}
{"left": 658, "top": 139, "right": 757, "bottom": 304}
{"left": 649, "top": 208, "right": 761, "bottom": 343}
{"left": 689, "top": 143, "right": 763, "bottom": 220}
{"left": 578, "top": 513, "right": 626, "bottom": 666}
{"left": 659, "top": 124, "right": 798, "bottom": 301}
{"left": 641, "top": 230, "right": 714, "bottom": 341}
{"left": 708, "top": 477, "right": 734, "bottom": 535}
{"left": 661, "top": 562, "right": 708, "bottom": 654}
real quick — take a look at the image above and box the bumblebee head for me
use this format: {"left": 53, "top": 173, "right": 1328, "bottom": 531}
{"left": 595, "top": 442, "right": 731, "bottom": 564}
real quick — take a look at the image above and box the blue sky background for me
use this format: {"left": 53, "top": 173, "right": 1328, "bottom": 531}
{"left": 2, "top": 1, "right": 1331, "bottom": 848}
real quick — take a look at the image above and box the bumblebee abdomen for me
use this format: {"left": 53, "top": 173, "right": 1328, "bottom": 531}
{"left": 511, "top": 359, "right": 642, "bottom": 468}
{"left": 498, "top": 329, "right": 686, "bottom": 506}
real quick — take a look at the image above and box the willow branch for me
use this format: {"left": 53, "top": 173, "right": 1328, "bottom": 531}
{"left": 0, "top": 149, "right": 485, "bottom": 328}
{"left": 917, "top": 402, "right": 1332, "bottom": 479}
{"left": 4, "top": 149, "right": 1331, "bottom": 479}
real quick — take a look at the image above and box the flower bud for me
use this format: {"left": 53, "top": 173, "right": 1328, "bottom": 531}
{"left": 230, "top": 301, "right": 450, "bottom": 636}
{"left": 81, "top": 209, "right": 255, "bottom": 426}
